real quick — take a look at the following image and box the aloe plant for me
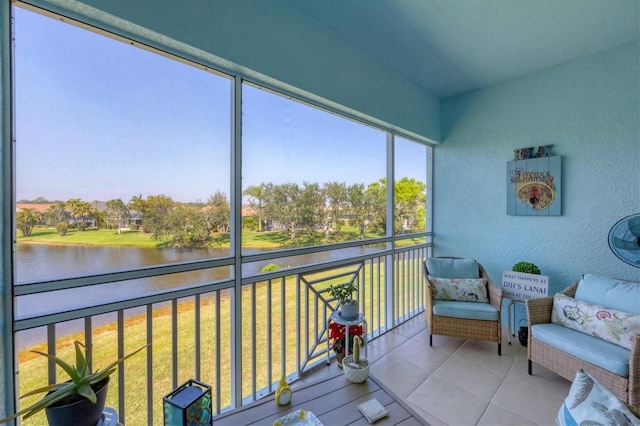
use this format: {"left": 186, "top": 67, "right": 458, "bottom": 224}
{"left": 0, "top": 340, "right": 148, "bottom": 423}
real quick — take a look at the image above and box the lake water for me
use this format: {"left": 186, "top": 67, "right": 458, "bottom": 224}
{"left": 14, "top": 243, "right": 381, "bottom": 349}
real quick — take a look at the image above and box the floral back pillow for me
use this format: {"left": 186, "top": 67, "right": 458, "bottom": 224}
{"left": 551, "top": 293, "right": 640, "bottom": 350}
{"left": 428, "top": 276, "right": 489, "bottom": 303}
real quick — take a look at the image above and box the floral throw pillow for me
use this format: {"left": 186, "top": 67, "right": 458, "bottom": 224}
{"left": 557, "top": 369, "right": 640, "bottom": 426}
{"left": 551, "top": 293, "right": 640, "bottom": 350}
{"left": 428, "top": 276, "right": 489, "bottom": 303}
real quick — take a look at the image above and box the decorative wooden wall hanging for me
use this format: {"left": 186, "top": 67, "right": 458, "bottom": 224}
{"left": 507, "top": 146, "right": 561, "bottom": 216}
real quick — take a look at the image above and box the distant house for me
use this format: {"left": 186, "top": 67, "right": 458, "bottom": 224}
{"left": 15, "top": 202, "right": 96, "bottom": 227}
{"left": 15, "top": 203, "right": 58, "bottom": 226}
{"left": 241, "top": 205, "right": 256, "bottom": 217}
{"left": 90, "top": 200, "right": 108, "bottom": 213}
{"left": 129, "top": 211, "right": 143, "bottom": 226}
{"left": 15, "top": 202, "right": 56, "bottom": 215}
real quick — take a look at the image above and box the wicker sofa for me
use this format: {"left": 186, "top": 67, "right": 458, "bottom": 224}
{"left": 526, "top": 274, "right": 640, "bottom": 408}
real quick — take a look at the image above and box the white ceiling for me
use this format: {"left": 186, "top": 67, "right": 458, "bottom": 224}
{"left": 291, "top": 0, "right": 639, "bottom": 98}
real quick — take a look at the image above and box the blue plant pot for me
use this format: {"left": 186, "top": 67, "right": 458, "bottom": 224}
{"left": 340, "top": 301, "right": 358, "bottom": 320}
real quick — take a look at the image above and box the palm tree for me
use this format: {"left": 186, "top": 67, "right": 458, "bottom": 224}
{"left": 44, "top": 202, "right": 68, "bottom": 227}
{"left": 106, "top": 199, "right": 131, "bottom": 234}
{"left": 66, "top": 198, "right": 93, "bottom": 231}
{"left": 16, "top": 208, "right": 41, "bottom": 237}
{"left": 243, "top": 184, "right": 266, "bottom": 232}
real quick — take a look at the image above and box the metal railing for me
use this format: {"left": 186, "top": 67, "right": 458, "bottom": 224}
{"left": 13, "top": 240, "right": 429, "bottom": 425}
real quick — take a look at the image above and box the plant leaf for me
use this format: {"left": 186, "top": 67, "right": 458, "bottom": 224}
{"left": 76, "top": 383, "right": 97, "bottom": 403}
{"left": 74, "top": 340, "right": 89, "bottom": 376}
{"left": 91, "top": 343, "right": 149, "bottom": 381}
{"left": 90, "top": 368, "right": 117, "bottom": 384}
{"left": 31, "top": 349, "right": 80, "bottom": 382}
{"left": 2, "top": 383, "right": 78, "bottom": 422}
{"left": 19, "top": 382, "right": 66, "bottom": 398}
{"left": 22, "top": 386, "right": 81, "bottom": 420}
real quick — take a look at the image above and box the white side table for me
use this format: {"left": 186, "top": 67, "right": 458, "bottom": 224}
{"left": 326, "top": 311, "right": 367, "bottom": 365}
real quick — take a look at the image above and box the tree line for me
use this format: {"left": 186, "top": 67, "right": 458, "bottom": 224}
{"left": 17, "top": 177, "right": 426, "bottom": 247}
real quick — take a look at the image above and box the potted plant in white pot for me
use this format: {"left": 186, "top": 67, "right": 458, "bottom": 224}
{"left": 342, "top": 335, "right": 369, "bottom": 383}
{"left": 329, "top": 322, "right": 364, "bottom": 368}
{"left": 0, "top": 340, "right": 148, "bottom": 426}
{"left": 328, "top": 281, "right": 358, "bottom": 319}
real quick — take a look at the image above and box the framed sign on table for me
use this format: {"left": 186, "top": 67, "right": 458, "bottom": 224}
{"left": 507, "top": 155, "right": 561, "bottom": 216}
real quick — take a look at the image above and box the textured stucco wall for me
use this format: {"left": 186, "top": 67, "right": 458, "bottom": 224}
{"left": 439, "top": 42, "right": 640, "bottom": 322}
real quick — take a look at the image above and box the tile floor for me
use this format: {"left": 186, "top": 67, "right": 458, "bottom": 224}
{"left": 299, "top": 315, "right": 571, "bottom": 425}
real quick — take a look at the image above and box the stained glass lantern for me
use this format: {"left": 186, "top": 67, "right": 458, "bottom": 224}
{"left": 163, "top": 379, "right": 212, "bottom": 426}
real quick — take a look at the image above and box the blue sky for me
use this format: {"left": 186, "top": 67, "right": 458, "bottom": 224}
{"left": 15, "top": 7, "right": 426, "bottom": 204}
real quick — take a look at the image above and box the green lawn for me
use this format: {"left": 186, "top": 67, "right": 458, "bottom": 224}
{"left": 18, "top": 226, "right": 424, "bottom": 249}
{"left": 17, "top": 226, "right": 398, "bottom": 249}
{"left": 18, "top": 227, "right": 166, "bottom": 247}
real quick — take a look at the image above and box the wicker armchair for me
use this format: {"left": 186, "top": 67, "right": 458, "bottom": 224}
{"left": 527, "top": 280, "right": 640, "bottom": 408}
{"left": 423, "top": 257, "right": 503, "bottom": 355}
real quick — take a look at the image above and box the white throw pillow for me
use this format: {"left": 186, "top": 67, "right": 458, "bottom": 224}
{"left": 428, "top": 276, "right": 489, "bottom": 303}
